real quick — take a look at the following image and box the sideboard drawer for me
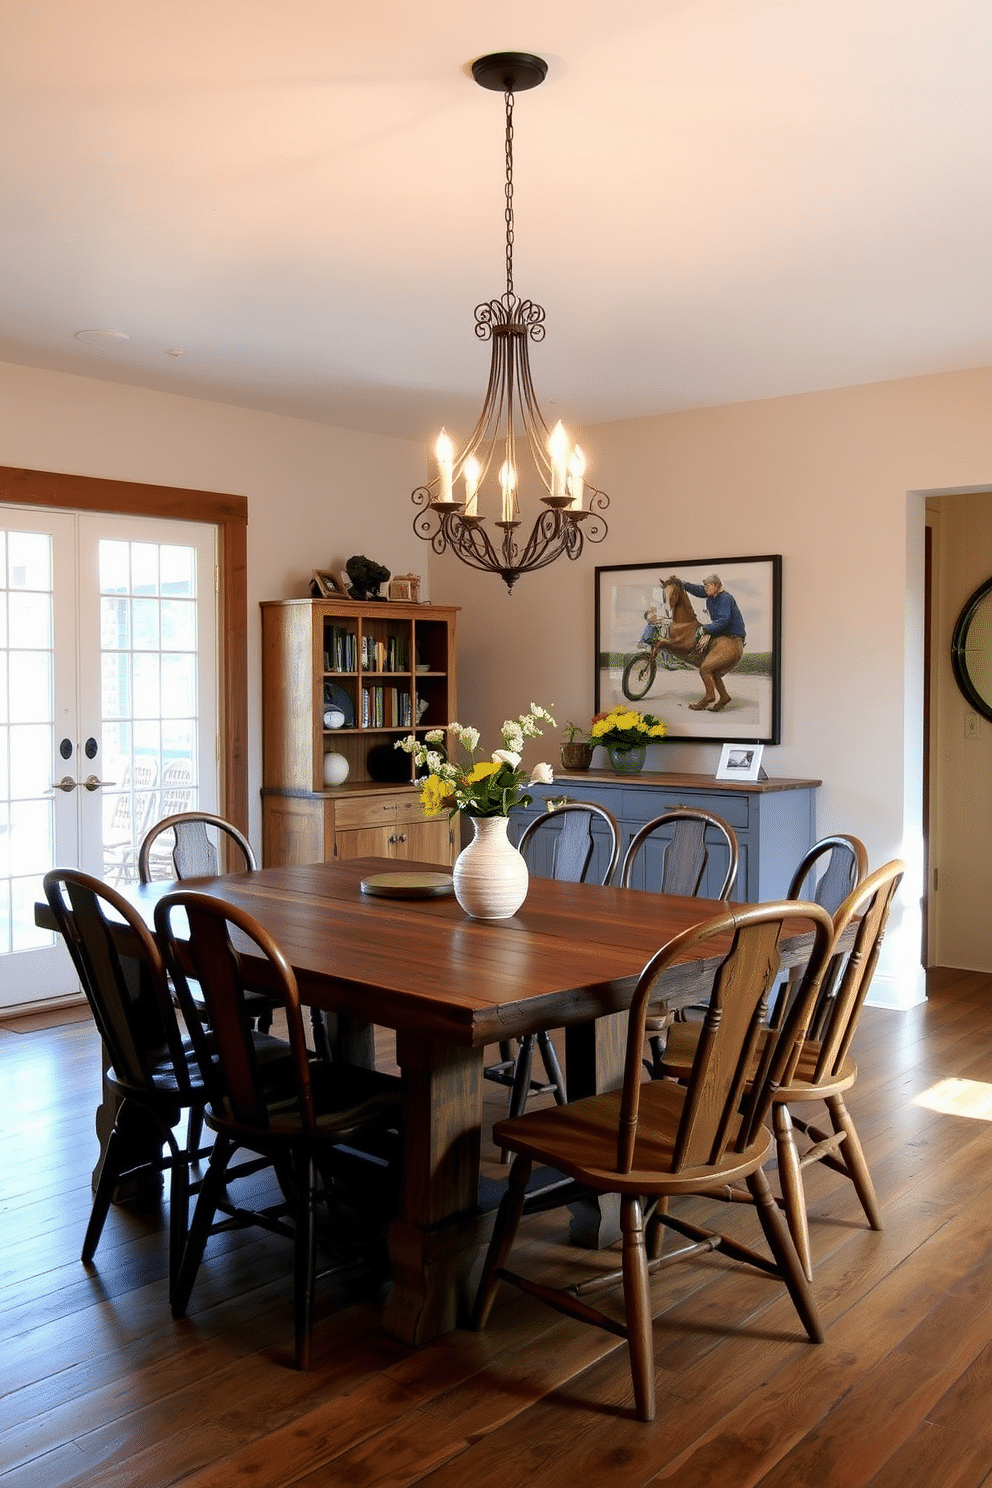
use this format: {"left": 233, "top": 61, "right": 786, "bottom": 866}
{"left": 618, "top": 786, "right": 750, "bottom": 830}
{"left": 513, "top": 770, "right": 819, "bottom": 903}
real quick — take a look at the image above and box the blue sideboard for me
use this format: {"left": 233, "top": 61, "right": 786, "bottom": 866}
{"left": 512, "top": 769, "right": 821, "bottom": 902}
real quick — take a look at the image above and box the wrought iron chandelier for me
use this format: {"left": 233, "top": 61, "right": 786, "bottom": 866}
{"left": 411, "top": 52, "right": 610, "bottom": 592}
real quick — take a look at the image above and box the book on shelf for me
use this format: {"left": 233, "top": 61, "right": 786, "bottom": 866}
{"left": 324, "top": 626, "right": 356, "bottom": 672}
{"left": 359, "top": 685, "right": 413, "bottom": 728}
{"left": 359, "top": 633, "right": 408, "bottom": 673}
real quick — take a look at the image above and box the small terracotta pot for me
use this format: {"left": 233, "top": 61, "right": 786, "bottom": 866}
{"left": 560, "top": 741, "right": 593, "bottom": 772}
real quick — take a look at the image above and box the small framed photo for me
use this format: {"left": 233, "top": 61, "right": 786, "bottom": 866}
{"left": 716, "top": 742, "right": 765, "bottom": 781}
{"left": 388, "top": 573, "right": 421, "bottom": 603}
{"left": 311, "top": 569, "right": 347, "bottom": 598}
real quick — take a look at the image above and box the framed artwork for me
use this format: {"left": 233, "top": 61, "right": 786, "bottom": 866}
{"left": 311, "top": 569, "right": 346, "bottom": 598}
{"left": 595, "top": 554, "right": 782, "bottom": 744}
{"left": 716, "top": 742, "right": 766, "bottom": 781}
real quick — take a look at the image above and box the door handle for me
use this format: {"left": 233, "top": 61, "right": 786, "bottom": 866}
{"left": 49, "top": 775, "right": 117, "bottom": 794}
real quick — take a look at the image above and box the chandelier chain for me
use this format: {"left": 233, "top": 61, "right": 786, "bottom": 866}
{"left": 504, "top": 89, "right": 515, "bottom": 297}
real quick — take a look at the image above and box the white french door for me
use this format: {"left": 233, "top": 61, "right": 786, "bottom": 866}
{"left": 0, "top": 508, "right": 218, "bottom": 1012}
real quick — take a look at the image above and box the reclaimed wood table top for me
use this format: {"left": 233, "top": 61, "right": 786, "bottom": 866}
{"left": 74, "top": 855, "right": 822, "bottom": 1045}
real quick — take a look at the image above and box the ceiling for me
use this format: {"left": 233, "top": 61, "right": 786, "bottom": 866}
{"left": 1, "top": 0, "right": 990, "bottom": 443}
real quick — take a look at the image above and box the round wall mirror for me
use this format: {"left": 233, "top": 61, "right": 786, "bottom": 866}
{"left": 951, "top": 577, "right": 992, "bottom": 720}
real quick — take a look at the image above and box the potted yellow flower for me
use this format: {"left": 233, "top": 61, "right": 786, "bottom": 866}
{"left": 396, "top": 705, "right": 555, "bottom": 918}
{"left": 590, "top": 705, "right": 666, "bottom": 774}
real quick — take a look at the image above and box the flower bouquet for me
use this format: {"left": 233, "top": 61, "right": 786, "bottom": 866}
{"left": 395, "top": 705, "right": 555, "bottom": 918}
{"left": 396, "top": 705, "right": 556, "bottom": 818}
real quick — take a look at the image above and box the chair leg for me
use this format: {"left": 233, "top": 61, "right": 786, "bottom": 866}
{"left": 171, "top": 1137, "right": 233, "bottom": 1319}
{"left": 187, "top": 1103, "right": 206, "bottom": 1159}
{"left": 293, "top": 1152, "right": 318, "bottom": 1370}
{"left": 825, "top": 1093, "right": 882, "bottom": 1232}
{"left": 536, "top": 1031, "right": 566, "bottom": 1104}
{"left": 500, "top": 1038, "right": 538, "bottom": 1163}
{"left": 621, "top": 1196, "right": 656, "bottom": 1422}
{"left": 507, "top": 1037, "right": 537, "bottom": 1120}
{"left": 746, "top": 1166, "right": 823, "bottom": 1344}
{"left": 165, "top": 1130, "right": 190, "bottom": 1307}
{"left": 81, "top": 1124, "right": 128, "bottom": 1264}
{"left": 773, "top": 1101, "right": 813, "bottom": 1281}
{"left": 472, "top": 1155, "right": 532, "bottom": 1330}
{"left": 309, "top": 1008, "right": 334, "bottom": 1064}
{"left": 646, "top": 1196, "right": 669, "bottom": 1260}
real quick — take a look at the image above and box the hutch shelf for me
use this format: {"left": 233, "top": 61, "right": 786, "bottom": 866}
{"left": 260, "top": 597, "right": 459, "bottom": 868}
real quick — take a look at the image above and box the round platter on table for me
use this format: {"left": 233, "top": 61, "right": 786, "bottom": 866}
{"left": 360, "top": 871, "right": 454, "bottom": 899}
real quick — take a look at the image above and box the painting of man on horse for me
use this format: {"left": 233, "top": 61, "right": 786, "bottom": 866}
{"left": 599, "top": 556, "right": 781, "bottom": 743}
{"left": 624, "top": 574, "right": 745, "bottom": 711}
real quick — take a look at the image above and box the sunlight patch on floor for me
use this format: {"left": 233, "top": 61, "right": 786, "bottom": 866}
{"left": 913, "top": 1077, "right": 992, "bottom": 1120}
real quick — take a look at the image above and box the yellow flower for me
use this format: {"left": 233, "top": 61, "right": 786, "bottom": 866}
{"left": 419, "top": 775, "right": 454, "bottom": 818}
{"left": 463, "top": 761, "right": 500, "bottom": 783}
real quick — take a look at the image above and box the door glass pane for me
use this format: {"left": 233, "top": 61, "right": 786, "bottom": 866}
{"left": 99, "top": 538, "right": 200, "bottom": 883}
{"left": 0, "top": 530, "right": 56, "bottom": 955}
{"left": 7, "top": 531, "right": 53, "bottom": 590}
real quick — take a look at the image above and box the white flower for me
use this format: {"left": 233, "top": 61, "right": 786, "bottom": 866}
{"left": 529, "top": 761, "right": 554, "bottom": 785}
{"left": 424, "top": 728, "right": 446, "bottom": 744}
{"left": 452, "top": 724, "right": 480, "bottom": 751}
{"left": 501, "top": 721, "right": 525, "bottom": 753}
{"left": 492, "top": 749, "right": 521, "bottom": 768}
{"left": 530, "top": 703, "right": 556, "bottom": 724}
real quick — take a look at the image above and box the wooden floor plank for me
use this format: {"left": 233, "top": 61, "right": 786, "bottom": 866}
{"left": 3, "top": 973, "right": 992, "bottom": 1488}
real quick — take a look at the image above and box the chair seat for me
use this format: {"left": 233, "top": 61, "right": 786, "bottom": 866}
{"left": 658, "top": 1023, "right": 858, "bottom": 1101}
{"left": 779, "top": 1045, "right": 858, "bottom": 1101}
{"left": 209, "top": 1063, "right": 401, "bottom": 1143}
{"left": 493, "top": 1078, "right": 772, "bottom": 1196}
{"left": 105, "top": 1044, "right": 208, "bottom": 1101}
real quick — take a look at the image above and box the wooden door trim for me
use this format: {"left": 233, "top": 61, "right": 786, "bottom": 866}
{"left": 0, "top": 465, "right": 248, "bottom": 832}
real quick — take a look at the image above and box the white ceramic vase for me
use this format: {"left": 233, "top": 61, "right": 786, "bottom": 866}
{"left": 453, "top": 815, "right": 529, "bottom": 920}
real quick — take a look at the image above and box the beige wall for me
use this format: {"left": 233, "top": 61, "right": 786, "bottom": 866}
{"left": 4, "top": 357, "right": 992, "bottom": 1005}
{"left": 433, "top": 367, "right": 992, "bottom": 1007}
{"left": 0, "top": 358, "right": 423, "bottom": 850}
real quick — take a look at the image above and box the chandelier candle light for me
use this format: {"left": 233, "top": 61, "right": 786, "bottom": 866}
{"left": 411, "top": 52, "right": 610, "bottom": 592}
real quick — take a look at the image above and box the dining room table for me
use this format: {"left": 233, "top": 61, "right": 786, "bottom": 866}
{"left": 38, "top": 855, "right": 827, "bottom": 1346}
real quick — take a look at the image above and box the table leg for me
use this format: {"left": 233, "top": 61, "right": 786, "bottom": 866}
{"left": 384, "top": 1032, "right": 489, "bottom": 1345}
{"left": 564, "top": 1010, "right": 626, "bottom": 1248}
{"left": 319, "top": 1010, "right": 376, "bottom": 1068}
